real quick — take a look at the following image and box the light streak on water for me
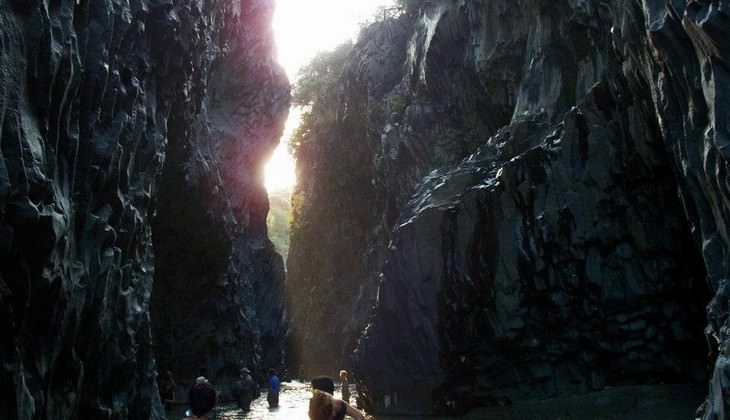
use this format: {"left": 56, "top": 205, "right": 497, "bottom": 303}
{"left": 167, "top": 379, "right": 362, "bottom": 420}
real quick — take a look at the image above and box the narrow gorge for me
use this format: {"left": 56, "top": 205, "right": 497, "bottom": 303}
{"left": 2, "top": 0, "right": 730, "bottom": 419}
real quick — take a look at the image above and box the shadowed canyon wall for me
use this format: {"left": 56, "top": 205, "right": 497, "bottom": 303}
{"left": 286, "top": 0, "right": 727, "bottom": 417}
{"left": 149, "top": 0, "right": 289, "bottom": 397}
{"left": 0, "top": 1, "right": 288, "bottom": 418}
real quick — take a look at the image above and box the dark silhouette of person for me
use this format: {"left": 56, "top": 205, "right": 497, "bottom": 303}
{"left": 158, "top": 370, "right": 176, "bottom": 409}
{"left": 311, "top": 376, "right": 335, "bottom": 394}
{"left": 184, "top": 376, "right": 217, "bottom": 419}
{"left": 234, "top": 367, "right": 257, "bottom": 411}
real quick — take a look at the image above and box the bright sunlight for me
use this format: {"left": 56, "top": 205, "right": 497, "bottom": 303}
{"left": 264, "top": 0, "right": 396, "bottom": 192}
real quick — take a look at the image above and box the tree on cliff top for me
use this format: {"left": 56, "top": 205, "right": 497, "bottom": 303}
{"left": 289, "top": 41, "right": 353, "bottom": 157}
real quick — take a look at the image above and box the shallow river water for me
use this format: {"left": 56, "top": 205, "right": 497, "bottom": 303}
{"left": 166, "top": 379, "right": 706, "bottom": 420}
{"left": 215, "top": 380, "right": 329, "bottom": 420}
{"left": 167, "top": 379, "right": 361, "bottom": 420}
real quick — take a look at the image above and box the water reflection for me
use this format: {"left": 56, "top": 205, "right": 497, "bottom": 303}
{"left": 167, "top": 379, "right": 353, "bottom": 420}
{"left": 166, "top": 380, "right": 704, "bottom": 420}
{"left": 218, "top": 380, "right": 316, "bottom": 419}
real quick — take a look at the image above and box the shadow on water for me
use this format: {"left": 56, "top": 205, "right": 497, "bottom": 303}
{"left": 166, "top": 380, "right": 706, "bottom": 420}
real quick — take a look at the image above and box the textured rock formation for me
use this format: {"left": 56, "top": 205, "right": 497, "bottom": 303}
{"left": 287, "top": 0, "right": 728, "bottom": 417}
{"left": 149, "top": 0, "right": 290, "bottom": 399}
{"left": 285, "top": 19, "right": 413, "bottom": 378}
{"left": 0, "top": 1, "right": 288, "bottom": 418}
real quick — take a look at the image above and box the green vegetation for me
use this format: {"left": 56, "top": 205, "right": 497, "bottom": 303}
{"left": 291, "top": 41, "right": 353, "bottom": 108}
{"left": 267, "top": 188, "right": 292, "bottom": 261}
{"left": 287, "top": 41, "right": 357, "bottom": 251}
{"left": 288, "top": 41, "right": 354, "bottom": 158}
{"left": 288, "top": 188, "right": 306, "bottom": 233}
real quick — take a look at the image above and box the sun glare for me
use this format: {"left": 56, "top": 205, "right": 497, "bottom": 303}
{"left": 264, "top": 108, "right": 299, "bottom": 192}
{"left": 273, "top": 0, "right": 396, "bottom": 81}
{"left": 264, "top": 146, "right": 296, "bottom": 192}
{"left": 264, "top": 0, "right": 396, "bottom": 193}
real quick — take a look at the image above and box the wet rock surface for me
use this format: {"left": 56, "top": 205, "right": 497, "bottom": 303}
{"left": 286, "top": 0, "right": 728, "bottom": 417}
{"left": 0, "top": 1, "right": 288, "bottom": 418}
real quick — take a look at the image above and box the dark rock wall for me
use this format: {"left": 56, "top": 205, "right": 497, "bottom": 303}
{"left": 355, "top": 76, "right": 708, "bottom": 415}
{"left": 286, "top": 0, "right": 727, "bottom": 417}
{"left": 616, "top": 2, "right": 730, "bottom": 418}
{"left": 149, "top": 0, "right": 290, "bottom": 397}
{"left": 285, "top": 18, "right": 413, "bottom": 378}
{"left": 0, "top": 0, "right": 288, "bottom": 418}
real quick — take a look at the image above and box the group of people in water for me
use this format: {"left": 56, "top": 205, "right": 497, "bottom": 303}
{"left": 160, "top": 367, "right": 366, "bottom": 419}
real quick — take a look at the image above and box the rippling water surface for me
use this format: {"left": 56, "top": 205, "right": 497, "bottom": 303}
{"left": 217, "top": 380, "right": 319, "bottom": 420}
{"left": 167, "top": 379, "right": 358, "bottom": 420}
{"left": 166, "top": 380, "right": 704, "bottom": 420}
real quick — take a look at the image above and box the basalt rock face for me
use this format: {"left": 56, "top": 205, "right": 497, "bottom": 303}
{"left": 287, "top": 0, "right": 727, "bottom": 417}
{"left": 0, "top": 1, "right": 288, "bottom": 419}
{"left": 285, "top": 18, "right": 413, "bottom": 379}
{"left": 149, "top": 0, "right": 290, "bottom": 399}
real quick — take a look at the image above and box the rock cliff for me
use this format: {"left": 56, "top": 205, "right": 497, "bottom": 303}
{"left": 286, "top": 0, "right": 728, "bottom": 417}
{"left": 0, "top": 1, "right": 288, "bottom": 418}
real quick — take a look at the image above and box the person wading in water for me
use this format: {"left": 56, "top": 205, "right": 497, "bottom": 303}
{"left": 267, "top": 368, "right": 281, "bottom": 408}
{"left": 309, "top": 376, "right": 365, "bottom": 420}
{"left": 183, "top": 377, "right": 217, "bottom": 420}
{"left": 339, "top": 370, "right": 350, "bottom": 403}
{"left": 233, "top": 367, "right": 257, "bottom": 411}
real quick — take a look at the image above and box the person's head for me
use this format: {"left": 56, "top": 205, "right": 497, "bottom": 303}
{"left": 160, "top": 370, "right": 173, "bottom": 382}
{"left": 309, "top": 389, "right": 337, "bottom": 420}
{"left": 240, "top": 367, "right": 250, "bottom": 377}
{"left": 189, "top": 377, "right": 216, "bottom": 417}
{"left": 311, "top": 375, "right": 335, "bottom": 395}
{"left": 339, "top": 370, "right": 348, "bottom": 380}
{"left": 268, "top": 368, "right": 276, "bottom": 377}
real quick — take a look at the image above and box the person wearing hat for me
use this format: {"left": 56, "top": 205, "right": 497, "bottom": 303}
{"left": 234, "top": 367, "right": 257, "bottom": 411}
{"left": 183, "top": 377, "right": 217, "bottom": 420}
